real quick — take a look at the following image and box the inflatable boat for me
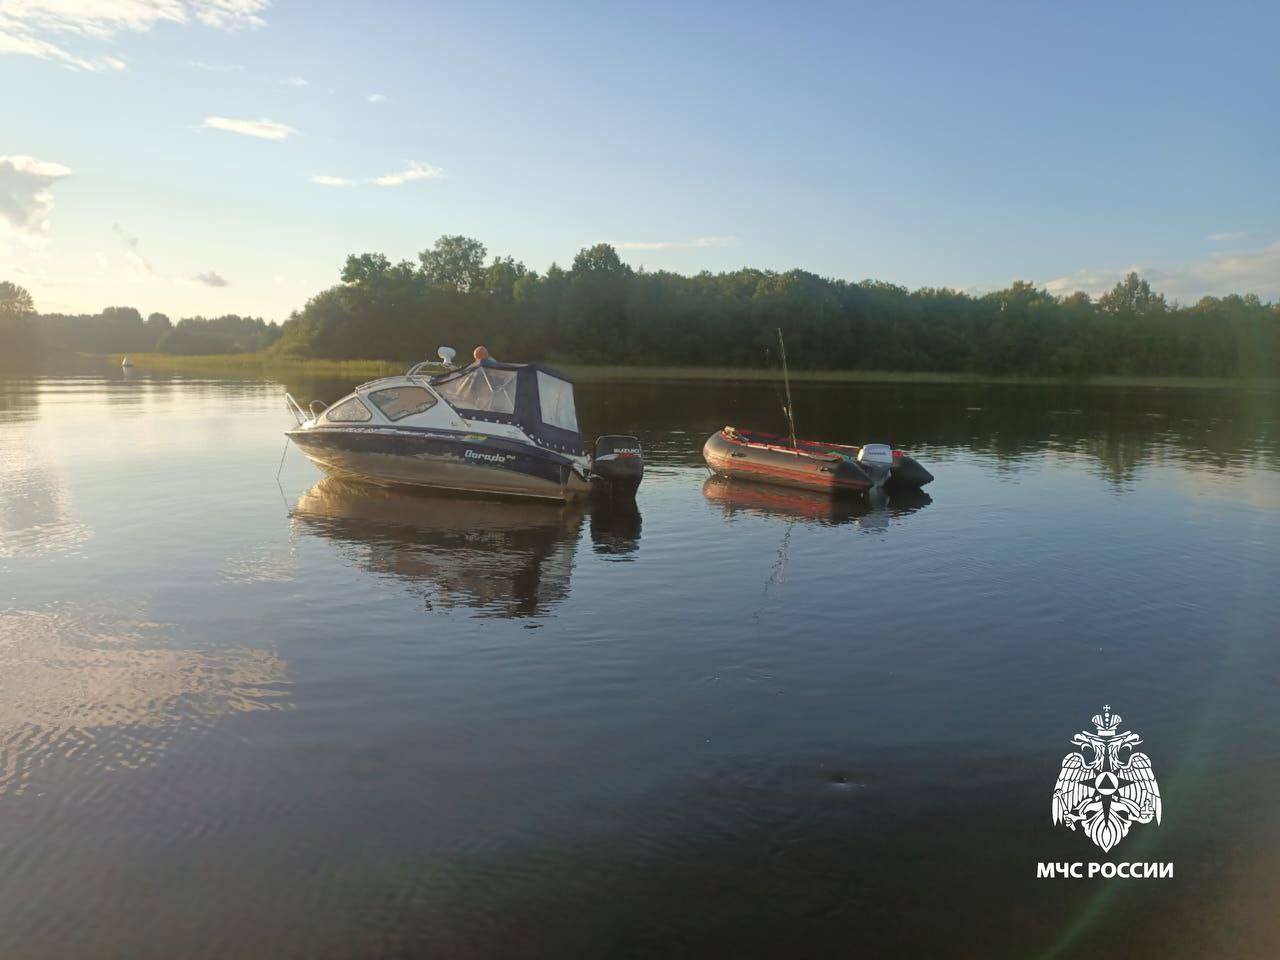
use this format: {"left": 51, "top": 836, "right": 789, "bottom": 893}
{"left": 702, "top": 426, "right": 933, "bottom": 494}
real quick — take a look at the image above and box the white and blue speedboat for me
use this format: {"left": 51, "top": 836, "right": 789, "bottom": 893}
{"left": 285, "top": 348, "right": 643, "bottom": 501}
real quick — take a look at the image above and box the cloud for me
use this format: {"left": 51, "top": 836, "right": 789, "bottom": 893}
{"left": 0, "top": 154, "right": 72, "bottom": 245}
{"left": 0, "top": 1, "right": 268, "bottom": 72}
{"left": 282, "top": 75, "right": 308, "bottom": 87}
{"left": 608, "top": 236, "right": 739, "bottom": 251}
{"left": 309, "top": 175, "right": 352, "bottom": 187}
{"left": 1184, "top": 242, "right": 1280, "bottom": 299}
{"left": 1043, "top": 266, "right": 1138, "bottom": 299}
{"left": 112, "top": 222, "right": 139, "bottom": 249}
{"left": 112, "top": 221, "right": 155, "bottom": 275}
{"left": 372, "top": 161, "right": 443, "bottom": 186}
{"left": 191, "top": 1, "right": 268, "bottom": 29}
{"left": 0, "top": 29, "right": 127, "bottom": 71}
{"left": 106, "top": 221, "right": 231, "bottom": 287}
{"left": 1207, "top": 231, "right": 1246, "bottom": 243}
{"left": 190, "top": 59, "right": 242, "bottom": 71}
{"left": 202, "top": 116, "right": 297, "bottom": 141}
{"left": 367, "top": 93, "right": 387, "bottom": 104}
{"left": 1044, "top": 242, "right": 1280, "bottom": 302}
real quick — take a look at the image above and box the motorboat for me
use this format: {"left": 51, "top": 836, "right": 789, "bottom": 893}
{"left": 120, "top": 355, "right": 133, "bottom": 368}
{"left": 285, "top": 348, "right": 643, "bottom": 501}
{"left": 702, "top": 426, "right": 933, "bottom": 494}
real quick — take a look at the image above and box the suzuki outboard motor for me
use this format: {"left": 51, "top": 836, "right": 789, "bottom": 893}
{"left": 590, "top": 435, "right": 644, "bottom": 500}
{"left": 856, "top": 443, "right": 895, "bottom": 489}
{"left": 854, "top": 442, "right": 936, "bottom": 490}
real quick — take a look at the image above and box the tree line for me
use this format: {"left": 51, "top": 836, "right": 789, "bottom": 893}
{"left": 0, "top": 284, "right": 278, "bottom": 369}
{"left": 4, "top": 238, "right": 1278, "bottom": 377}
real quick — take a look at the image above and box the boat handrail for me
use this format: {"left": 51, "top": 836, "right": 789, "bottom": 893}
{"left": 353, "top": 375, "right": 396, "bottom": 392}
{"left": 407, "top": 360, "right": 455, "bottom": 378}
{"left": 284, "top": 392, "right": 308, "bottom": 426}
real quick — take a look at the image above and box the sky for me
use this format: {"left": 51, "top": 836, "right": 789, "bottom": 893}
{"left": 2, "top": 0, "right": 1278, "bottom": 321}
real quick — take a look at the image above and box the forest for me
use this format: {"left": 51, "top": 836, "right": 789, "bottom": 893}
{"left": 3, "top": 237, "right": 1278, "bottom": 377}
{"left": 0, "top": 284, "right": 278, "bottom": 370}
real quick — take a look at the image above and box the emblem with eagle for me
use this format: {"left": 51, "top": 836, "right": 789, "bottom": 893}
{"left": 1052, "top": 706, "right": 1161, "bottom": 852}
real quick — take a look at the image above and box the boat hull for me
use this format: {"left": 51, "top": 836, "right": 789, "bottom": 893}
{"left": 288, "top": 426, "right": 590, "bottom": 500}
{"left": 702, "top": 428, "right": 873, "bottom": 493}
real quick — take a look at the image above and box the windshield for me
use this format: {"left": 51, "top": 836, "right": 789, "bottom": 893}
{"left": 435, "top": 366, "right": 517, "bottom": 414}
{"left": 368, "top": 386, "right": 436, "bottom": 421}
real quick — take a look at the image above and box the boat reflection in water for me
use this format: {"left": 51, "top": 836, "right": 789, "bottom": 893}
{"left": 291, "top": 478, "right": 639, "bottom": 617}
{"left": 701, "top": 475, "right": 931, "bottom": 529}
{"left": 588, "top": 501, "right": 642, "bottom": 559}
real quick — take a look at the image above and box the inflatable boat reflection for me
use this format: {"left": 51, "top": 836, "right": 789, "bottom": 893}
{"left": 291, "top": 478, "right": 639, "bottom": 617}
{"left": 701, "top": 475, "right": 931, "bottom": 528}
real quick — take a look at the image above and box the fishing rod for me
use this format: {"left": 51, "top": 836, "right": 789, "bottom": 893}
{"left": 777, "top": 327, "right": 798, "bottom": 449}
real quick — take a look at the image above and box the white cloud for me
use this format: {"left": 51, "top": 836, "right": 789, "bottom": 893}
{"left": 1044, "top": 266, "right": 1138, "bottom": 299}
{"left": 1183, "top": 242, "right": 1280, "bottom": 299}
{"left": 367, "top": 92, "right": 387, "bottom": 103}
{"left": 1044, "top": 242, "right": 1280, "bottom": 302}
{"left": 0, "top": 28, "right": 127, "bottom": 70}
{"left": 112, "top": 222, "right": 139, "bottom": 249}
{"left": 1207, "top": 231, "right": 1246, "bottom": 243}
{"left": 609, "top": 236, "right": 739, "bottom": 251}
{"left": 0, "top": 1, "right": 268, "bottom": 72}
{"left": 202, "top": 116, "right": 297, "bottom": 141}
{"left": 372, "top": 161, "right": 442, "bottom": 186}
{"left": 0, "top": 154, "right": 72, "bottom": 246}
{"left": 190, "top": 59, "right": 242, "bottom": 71}
{"left": 310, "top": 175, "right": 352, "bottom": 187}
{"left": 192, "top": 0, "right": 267, "bottom": 29}
{"left": 112, "top": 221, "right": 156, "bottom": 275}
{"left": 111, "top": 222, "right": 228, "bottom": 289}
{"left": 282, "top": 74, "right": 308, "bottom": 87}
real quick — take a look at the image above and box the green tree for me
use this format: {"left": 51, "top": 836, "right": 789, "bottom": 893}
{"left": 0, "top": 281, "right": 41, "bottom": 369}
{"left": 571, "top": 243, "right": 628, "bottom": 276}
{"left": 0, "top": 281, "right": 36, "bottom": 316}
{"left": 1100, "top": 272, "right": 1166, "bottom": 316}
{"left": 419, "top": 235, "right": 487, "bottom": 292}
{"left": 341, "top": 253, "right": 392, "bottom": 285}
{"left": 144, "top": 312, "right": 172, "bottom": 348}
{"left": 263, "top": 244, "right": 1280, "bottom": 380}
{"left": 483, "top": 256, "right": 527, "bottom": 298}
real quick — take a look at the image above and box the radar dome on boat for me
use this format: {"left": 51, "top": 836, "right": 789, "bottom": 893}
{"left": 437, "top": 346, "right": 457, "bottom": 365}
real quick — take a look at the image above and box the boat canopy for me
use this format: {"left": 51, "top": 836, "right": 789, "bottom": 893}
{"left": 431, "top": 359, "right": 585, "bottom": 455}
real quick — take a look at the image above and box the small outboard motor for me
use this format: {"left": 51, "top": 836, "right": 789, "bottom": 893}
{"left": 856, "top": 443, "right": 895, "bottom": 489}
{"left": 590, "top": 435, "right": 644, "bottom": 500}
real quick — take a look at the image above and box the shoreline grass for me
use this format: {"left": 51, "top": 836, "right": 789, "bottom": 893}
{"left": 114, "top": 352, "right": 400, "bottom": 378}
{"left": 109, "top": 353, "right": 1278, "bottom": 390}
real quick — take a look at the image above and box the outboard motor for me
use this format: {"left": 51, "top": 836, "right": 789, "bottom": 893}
{"left": 856, "top": 443, "right": 895, "bottom": 489}
{"left": 590, "top": 435, "right": 644, "bottom": 500}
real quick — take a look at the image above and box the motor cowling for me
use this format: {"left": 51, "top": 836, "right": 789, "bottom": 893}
{"left": 856, "top": 442, "right": 895, "bottom": 488}
{"left": 590, "top": 435, "right": 644, "bottom": 500}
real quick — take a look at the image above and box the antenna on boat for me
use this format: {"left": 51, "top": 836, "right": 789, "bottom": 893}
{"left": 777, "top": 328, "right": 798, "bottom": 449}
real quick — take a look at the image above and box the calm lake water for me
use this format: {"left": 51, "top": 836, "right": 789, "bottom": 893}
{"left": 1, "top": 371, "right": 1278, "bottom": 958}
